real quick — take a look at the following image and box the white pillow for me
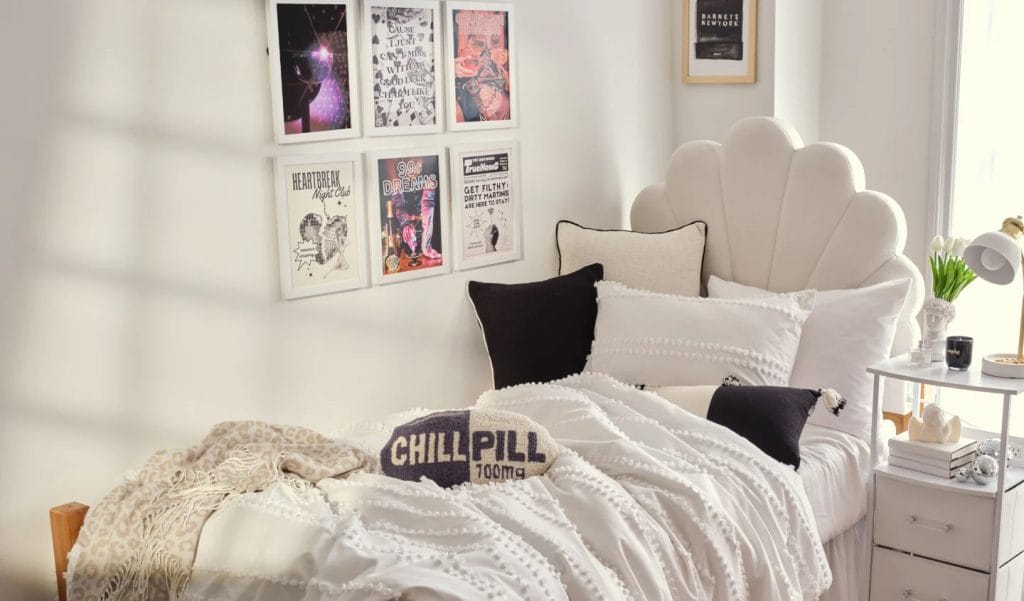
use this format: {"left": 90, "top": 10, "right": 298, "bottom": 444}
{"left": 708, "top": 276, "right": 911, "bottom": 441}
{"left": 585, "top": 281, "right": 814, "bottom": 387}
{"left": 556, "top": 220, "right": 705, "bottom": 296}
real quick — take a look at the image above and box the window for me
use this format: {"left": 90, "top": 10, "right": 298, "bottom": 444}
{"left": 944, "top": 0, "right": 1024, "bottom": 433}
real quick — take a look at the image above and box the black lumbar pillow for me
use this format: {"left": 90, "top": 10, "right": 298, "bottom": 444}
{"left": 705, "top": 385, "right": 846, "bottom": 468}
{"left": 380, "top": 409, "right": 557, "bottom": 487}
{"left": 468, "top": 263, "right": 603, "bottom": 389}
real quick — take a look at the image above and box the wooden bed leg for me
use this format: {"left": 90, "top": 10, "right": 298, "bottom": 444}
{"left": 883, "top": 410, "right": 912, "bottom": 434}
{"left": 50, "top": 502, "right": 89, "bottom": 601}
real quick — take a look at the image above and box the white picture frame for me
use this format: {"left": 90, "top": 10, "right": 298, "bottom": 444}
{"left": 266, "top": 0, "right": 362, "bottom": 143}
{"left": 444, "top": 1, "right": 517, "bottom": 132}
{"left": 361, "top": 0, "right": 444, "bottom": 137}
{"left": 274, "top": 152, "right": 369, "bottom": 299}
{"left": 449, "top": 140, "right": 522, "bottom": 271}
{"left": 367, "top": 147, "right": 451, "bottom": 285}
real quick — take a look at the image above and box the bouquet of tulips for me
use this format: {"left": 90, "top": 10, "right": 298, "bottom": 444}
{"left": 929, "top": 235, "right": 978, "bottom": 302}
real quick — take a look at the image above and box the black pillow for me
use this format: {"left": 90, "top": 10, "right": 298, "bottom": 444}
{"left": 468, "top": 263, "right": 603, "bottom": 389}
{"left": 705, "top": 386, "right": 827, "bottom": 468}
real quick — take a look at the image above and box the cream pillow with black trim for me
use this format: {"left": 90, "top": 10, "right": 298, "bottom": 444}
{"left": 556, "top": 220, "right": 706, "bottom": 296}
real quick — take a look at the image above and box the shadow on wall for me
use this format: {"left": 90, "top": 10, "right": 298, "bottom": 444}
{"left": 0, "top": 0, "right": 75, "bottom": 598}
{"left": 0, "top": 0, "right": 674, "bottom": 595}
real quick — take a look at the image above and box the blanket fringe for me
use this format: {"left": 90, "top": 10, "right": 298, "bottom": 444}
{"left": 99, "top": 445, "right": 319, "bottom": 601}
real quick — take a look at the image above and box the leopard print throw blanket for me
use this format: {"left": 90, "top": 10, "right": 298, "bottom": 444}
{"left": 67, "top": 421, "right": 369, "bottom": 601}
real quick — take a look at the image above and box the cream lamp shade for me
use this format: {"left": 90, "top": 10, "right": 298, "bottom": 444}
{"left": 963, "top": 229, "right": 1021, "bottom": 285}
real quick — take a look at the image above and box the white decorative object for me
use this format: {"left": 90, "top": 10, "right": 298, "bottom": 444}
{"left": 449, "top": 141, "right": 523, "bottom": 271}
{"left": 907, "top": 403, "right": 962, "bottom": 443}
{"left": 361, "top": 0, "right": 444, "bottom": 137}
{"left": 444, "top": 1, "right": 517, "bottom": 132}
{"left": 631, "top": 116, "right": 925, "bottom": 414}
{"left": 981, "top": 353, "right": 1024, "bottom": 379}
{"left": 560, "top": 221, "right": 706, "bottom": 297}
{"left": 709, "top": 276, "right": 911, "bottom": 441}
{"left": 922, "top": 297, "right": 956, "bottom": 362}
{"left": 971, "top": 454, "right": 999, "bottom": 485}
{"left": 585, "top": 280, "right": 814, "bottom": 387}
{"left": 266, "top": 0, "right": 361, "bottom": 144}
{"left": 274, "top": 153, "right": 369, "bottom": 299}
{"left": 977, "top": 438, "right": 1022, "bottom": 467}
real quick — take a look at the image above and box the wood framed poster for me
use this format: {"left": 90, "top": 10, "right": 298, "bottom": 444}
{"left": 683, "top": 0, "right": 757, "bottom": 84}
{"left": 368, "top": 148, "right": 451, "bottom": 285}
{"left": 266, "top": 0, "right": 361, "bottom": 143}
{"left": 449, "top": 141, "right": 522, "bottom": 271}
{"left": 274, "top": 153, "right": 368, "bottom": 299}
{"left": 361, "top": 0, "right": 443, "bottom": 136}
{"left": 445, "top": 1, "right": 517, "bottom": 131}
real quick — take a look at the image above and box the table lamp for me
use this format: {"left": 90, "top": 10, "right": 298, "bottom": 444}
{"left": 963, "top": 216, "right": 1024, "bottom": 377}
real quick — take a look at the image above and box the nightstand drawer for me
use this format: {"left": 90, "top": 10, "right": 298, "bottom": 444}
{"left": 871, "top": 547, "right": 988, "bottom": 600}
{"left": 874, "top": 475, "right": 994, "bottom": 571}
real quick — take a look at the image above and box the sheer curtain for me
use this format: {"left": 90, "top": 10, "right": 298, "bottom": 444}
{"left": 944, "top": 0, "right": 1024, "bottom": 434}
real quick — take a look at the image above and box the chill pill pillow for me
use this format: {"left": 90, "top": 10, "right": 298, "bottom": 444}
{"left": 380, "top": 409, "right": 557, "bottom": 487}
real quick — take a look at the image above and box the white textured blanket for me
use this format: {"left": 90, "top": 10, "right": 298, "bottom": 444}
{"left": 185, "top": 374, "right": 831, "bottom": 600}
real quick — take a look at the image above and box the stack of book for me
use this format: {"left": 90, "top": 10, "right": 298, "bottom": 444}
{"left": 888, "top": 432, "right": 978, "bottom": 479}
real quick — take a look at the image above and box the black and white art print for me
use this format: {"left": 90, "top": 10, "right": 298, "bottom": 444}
{"left": 362, "top": 0, "right": 443, "bottom": 136}
{"left": 266, "top": 0, "right": 361, "bottom": 143}
{"left": 683, "top": 0, "right": 757, "bottom": 83}
{"left": 449, "top": 141, "right": 521, "bottom": 271}
{"left": 274, "top": 153, "right": 368, "bottom": 299}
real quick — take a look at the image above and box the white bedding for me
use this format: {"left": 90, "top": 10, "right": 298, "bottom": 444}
{"left": 797, "top": 424, "right": 871, "bottom": 543}
{"left": 185, "top": 374, "right": 831, "bottom": 600}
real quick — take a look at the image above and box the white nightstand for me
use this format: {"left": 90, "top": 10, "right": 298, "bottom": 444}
{"left": 866, "top": 357, "right": 1024, "bottom": 601}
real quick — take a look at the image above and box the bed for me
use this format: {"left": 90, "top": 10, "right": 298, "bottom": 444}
{"left": 50, "top": 117, "right": 924, "bottom": 601}
{"left": 630, "top": 115, "right": 923, "bottom": 600}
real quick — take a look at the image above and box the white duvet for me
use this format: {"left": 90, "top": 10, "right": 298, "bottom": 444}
{"left": 185, "top": 374, "right": 831, "bottom": 600}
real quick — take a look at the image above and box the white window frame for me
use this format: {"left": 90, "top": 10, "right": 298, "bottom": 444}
{"left": 927, "top": 0, "right": 965, "bottom": 267}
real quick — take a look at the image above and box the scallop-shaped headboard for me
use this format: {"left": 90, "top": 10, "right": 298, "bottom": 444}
{"left": 631, "top": 117, "right": 924, "bottom": 412}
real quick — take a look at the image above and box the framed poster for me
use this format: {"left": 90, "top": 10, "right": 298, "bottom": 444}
{"left": 361, "top": 0, "right": 443, "bottom": 136}
{"left": 445, "top": 1, "right": 517, "bottom": 132}
{"left": 368, "top": 148, "right": 450, "bottom": 285}
{"left": 683, "top": 0, "right": 757, "bottom": 84}
{"left": 274, "top": 153, "right": 368, "bottom": 299}
{"left": 266, "top": 0, "right": 361, "bottom": 143}
{"left": 449, "top": 141, "right": 522, "bottom": 270}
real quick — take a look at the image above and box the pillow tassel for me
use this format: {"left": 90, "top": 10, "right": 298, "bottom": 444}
{"left": 817, "top": 388, "right": 847, "bottom": 416}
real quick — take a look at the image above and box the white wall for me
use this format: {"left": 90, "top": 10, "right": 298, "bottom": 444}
{"left": 0, "top": 0, "right": 675, "bottom": 596}
{"left": 818, "top": 0, "right": 938, "bottom": 273}
{"left": 773, "top": 0, "right": 823, "bottom": 143}
{"left": 672, "top": 0, "right": 776, "bottom": 143}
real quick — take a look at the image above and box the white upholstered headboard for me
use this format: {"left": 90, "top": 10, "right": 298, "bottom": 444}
{"left": 631, "top": 117, "right": 924, "bottom": 413}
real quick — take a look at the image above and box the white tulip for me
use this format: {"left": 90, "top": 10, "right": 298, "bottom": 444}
{"left": 931, "top": 235, "right": 945, "bottom": 254}
{"left": 944, "top": 236, "right": 956, "bottom": 255}
{"left": 953, "top": 237, "right": 969, "bottom": 257}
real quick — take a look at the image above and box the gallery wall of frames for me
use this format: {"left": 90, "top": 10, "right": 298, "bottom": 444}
{"left": 266, "top": 0, "right": 520, "bottom": 299}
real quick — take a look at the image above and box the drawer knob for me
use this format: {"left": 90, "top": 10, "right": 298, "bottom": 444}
{"left": 902, "top": 590, "right": 948, "bottom": 601}
{"left": 907, "top": 514, "right": 953, "bottom": 533}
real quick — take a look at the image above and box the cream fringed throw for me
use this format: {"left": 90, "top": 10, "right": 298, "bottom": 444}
{"left": 67, "top": 421, "right": 369, "bottom": 601}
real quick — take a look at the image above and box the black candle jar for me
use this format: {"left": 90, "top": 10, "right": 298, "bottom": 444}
{"left": 946, "top": 336, "right": 974, "bottom": 371}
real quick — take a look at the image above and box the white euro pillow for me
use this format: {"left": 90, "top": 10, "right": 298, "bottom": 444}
{"left": 557, "top": 220, "right": 705, "bottom": 296}
{"left": 708, "top": 276, "right": 911, "bottom": 441}
{"left": 585, "top": 281, "right": 814, "bottom": 387}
